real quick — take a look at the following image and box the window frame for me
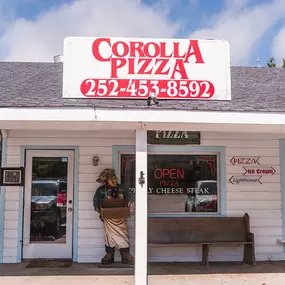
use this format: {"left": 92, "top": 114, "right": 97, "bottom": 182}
{"left": 112, "top": 145, "right": 226, "bottom": 218}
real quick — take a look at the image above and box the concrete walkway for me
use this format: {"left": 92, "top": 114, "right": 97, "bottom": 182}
{"left": 1, "top": 261, "right": 285, "bottom": 285}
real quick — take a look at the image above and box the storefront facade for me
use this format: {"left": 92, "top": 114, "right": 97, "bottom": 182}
{"left": 0, "top": 120, "right": 285, "bottom": 264}
{"left": 0, "top": 38, "right": 285, "bottom": 285}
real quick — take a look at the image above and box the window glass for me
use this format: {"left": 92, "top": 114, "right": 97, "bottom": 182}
{"left": 120, "top": 154, "right": 218, "bottom": 213}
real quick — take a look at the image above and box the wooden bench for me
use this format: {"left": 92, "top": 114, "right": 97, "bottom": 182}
{"left": 148, "top": 213, "right": 256, "bottom": 266}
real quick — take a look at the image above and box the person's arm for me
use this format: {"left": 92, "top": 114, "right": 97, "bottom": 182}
{"left": 93, "top": 188, "right": 102, "bottom": 213}
{"left": 121, "top": 185, "right": 135, "bottom": 204}
{"left": 93, "top": 189, "right": 105, "bottom": 222}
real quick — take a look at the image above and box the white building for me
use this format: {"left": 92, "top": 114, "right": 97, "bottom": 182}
{"left": 0, "top": 37, "right": 285, "bottom": 284}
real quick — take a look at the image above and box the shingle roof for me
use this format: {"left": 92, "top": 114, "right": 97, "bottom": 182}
{"left": 0, "top": 62, "right": 284, "bottom": 112}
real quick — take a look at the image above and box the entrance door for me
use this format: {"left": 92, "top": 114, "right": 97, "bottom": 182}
{"left": 22, "top": 150, "right": 74, "bottom": 259}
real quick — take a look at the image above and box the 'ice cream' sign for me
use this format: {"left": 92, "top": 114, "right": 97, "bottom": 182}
{"left": 62, "top": 37, "right": 231, "bottom": 100}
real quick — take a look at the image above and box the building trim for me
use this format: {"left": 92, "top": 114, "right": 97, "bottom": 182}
{"left": 112, "top": 145, "right": 226, "bottom": 217}
{"left": 279, "top": 140, "right": 285, "bottom": 252}
{"left": 97, "top": 108, "right": 285, "bottom": 126}
{"left": 0, "top": 131, "right": 7, "bottom": 263}
{"left": 17, "top": 146, "right": 79, "bottom": 262}
{"left": 2, "top": 107, "right": 285, "bottom": 127}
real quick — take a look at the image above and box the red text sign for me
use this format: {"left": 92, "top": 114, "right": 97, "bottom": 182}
{"left": 230, "top": 156, "right": 260, "bottom": 166}
{"left": 80, "top": 78, "right": 214, "bottom": 99}
{"left": 63, "top": 37, "right": 231, "bottom": 100}
{"left": 243, "top": 166, "right": 276, "bottom": 176}
{"left": 154, "top": 168, "right": 184, "bottom": 180}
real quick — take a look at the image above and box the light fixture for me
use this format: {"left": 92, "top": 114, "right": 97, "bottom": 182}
{"left": 92, "top": 156, "right": 99, "bottom": 166}
{"left": 147, "top": 92, "right": 158, "bottom": 107}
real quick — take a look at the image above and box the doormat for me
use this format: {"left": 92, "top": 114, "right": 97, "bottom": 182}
{"left": 25, "top": 259, "right": 73, "bottom": 268}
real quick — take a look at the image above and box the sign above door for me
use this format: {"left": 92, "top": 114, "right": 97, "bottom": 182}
{"left": 147, "top": 131, "right": 200, "bottom": 145}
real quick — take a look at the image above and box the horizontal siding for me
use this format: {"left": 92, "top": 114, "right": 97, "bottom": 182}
{"left": 2, "top": 130, "right": 285, "bottom": 264}
{"left": 225, "top": 148, "right": 279, "bottom": 157}
{"left": 204, "top": 140, "right": 280, "bottom": 148}
{"left": 227, "top": 192, "right": 281, "bottom": 200}
{"left": 3, "top": 130, "right": 135, "bottom": 263}
{"left": 7, "top": 138, "right": 135, "bottom": 147}
{"left": 226, "top": 183, "right": 281, "bottom": 191}
{"left": 206, "top": 132, "right": 284, "bottom": 262}
{"left": 7, "top": 130, "right": 135, "bottom": 138}
{"left": 146, "top": 132, "right": 284, "bottom": 262}
{"left": 226, "top": 163, "right": 280, "bottom": 171}
{"left": 228, "top": 201, "right": 281, "bottom": 210}
{"left": 4, "top": 230, "right": 18, "bottom": 239}
{"left": 4, "top": 211, "right": 19, "bottom": 221}
{"left": 228, "top": 209, "right": 281, "bottom": 219}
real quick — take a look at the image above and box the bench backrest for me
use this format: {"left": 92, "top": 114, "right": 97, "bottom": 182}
{"left": 148, "top": 214, "right": 250, "bottom": 243}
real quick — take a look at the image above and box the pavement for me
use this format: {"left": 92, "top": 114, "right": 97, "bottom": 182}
{"left": 1, "top": 261, "right": 285, "bottom": 285}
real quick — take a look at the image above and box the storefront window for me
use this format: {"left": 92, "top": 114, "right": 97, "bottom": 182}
{"left": 120, "top": 153, "right": 219, "bottom": 214}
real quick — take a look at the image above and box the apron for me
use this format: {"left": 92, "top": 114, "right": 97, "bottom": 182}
{"left": 104, "top": 218, "right": 130, "bottom": 248}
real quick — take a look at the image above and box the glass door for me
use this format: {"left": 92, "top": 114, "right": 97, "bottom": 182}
{"left": 22, "top": 150, "right": 74, "bottom": 259}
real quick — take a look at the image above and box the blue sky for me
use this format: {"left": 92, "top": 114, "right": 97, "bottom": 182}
{"left": 0, "top": 0, "right": 284, "bottom": 66}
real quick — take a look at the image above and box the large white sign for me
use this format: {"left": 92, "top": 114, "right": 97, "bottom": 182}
{"left": 62, "top": 37, "right": 231, "bottom": 100}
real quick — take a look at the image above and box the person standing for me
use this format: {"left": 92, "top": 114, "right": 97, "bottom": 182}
{"left": 93, "top": 168, "right": 135, "bottom": 265}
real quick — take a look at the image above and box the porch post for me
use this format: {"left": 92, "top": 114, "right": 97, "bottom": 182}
{"left": 135, "top": 129, "right": 148, "bottom": 285}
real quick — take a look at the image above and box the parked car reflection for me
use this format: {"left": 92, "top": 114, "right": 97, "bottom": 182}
{"left": 185, "top": 180, "right": 217, "bottom": 212}
{"left": 30, "top": 179, "right": 67, "bottom": 242}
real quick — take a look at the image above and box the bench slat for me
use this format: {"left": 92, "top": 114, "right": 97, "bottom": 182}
{"left": 148, "top": 241, "right": 253, "bottom": 247}
{"left": 148, "top": 217, "right": 248, "bottom": 243}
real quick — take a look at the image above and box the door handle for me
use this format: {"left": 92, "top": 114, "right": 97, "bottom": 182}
{"left": 68, "top": 207, "right": 73, "bottom": 212}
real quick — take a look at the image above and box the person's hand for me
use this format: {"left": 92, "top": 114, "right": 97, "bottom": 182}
{"left": 99, "top": 214, "right": 103, "bottom": 222}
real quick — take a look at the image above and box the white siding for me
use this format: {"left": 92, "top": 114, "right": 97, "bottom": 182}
{"left": 205, "top": 132, "right": 283, "bottom": 262}
{"left": 3, "top": 130, "right": 136, "bottom": 263}
{"left": 2, "top": 130, "right": 285, "bottom": 263}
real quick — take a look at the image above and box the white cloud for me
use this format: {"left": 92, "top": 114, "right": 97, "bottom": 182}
{"left": 0, "top": 0, "right": 179, "bottom": 61}
{"left": 272, "top": 25, "right": 285, "bottom": 63}
{"left": 2, "top": 0, "right": 285, "bottom": 65}
{"left": 189, "top": 0, "right": 285, "bottom": 65}
{"left": 224, "top": 0, "right": 249, "bottom": 11}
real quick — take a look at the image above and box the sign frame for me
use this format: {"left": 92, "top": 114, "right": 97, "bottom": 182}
{"left": 242, "top": 166, "right": 276, "bottom": 176}
{"left": 62, "top": 37, "right": 231, "bottom": 100}
{"left": 230, "top": 156, "right": 261, "bottom": 166}
{"left": 0, "top": 167, "right": 25, "bottom": 186}
{"left": 229, "top": 175, "right": 262, "bottom": 185}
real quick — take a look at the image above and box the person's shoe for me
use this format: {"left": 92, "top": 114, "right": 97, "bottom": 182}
{"left": 119, "top": 248, "right": 134, "bottom": 265}
{"left": 101, "top": 252, "right": 114, "bottom": 265}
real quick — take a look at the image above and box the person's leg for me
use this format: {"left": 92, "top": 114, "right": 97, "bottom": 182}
{"left": 103, "top": 218, "right": 134, "bottom": 264}
{"left": 101, "top": 245, "right": 115, "bottom": 264}
{"left": 115, "top": 219, "right": 134, "bottom": 264}
{"left": 119, "top": 247, "right": 134, "bottom": 265}
{"left": 101, "top": 220, "right": 116, "bottom": 265}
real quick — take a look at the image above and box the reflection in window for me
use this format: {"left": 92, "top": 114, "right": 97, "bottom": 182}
{"left": 30, "top": 157, "right": 68, "bottom": 243}
{"left": 32, "top": 181, "right": 58, "bottom": 196}
{"left": 120, "top": 154, "right": 219, "bottom": 213}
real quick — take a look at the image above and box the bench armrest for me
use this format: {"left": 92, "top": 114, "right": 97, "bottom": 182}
{"left": 247, "top": 232, "right": 254, "bottom": 242}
